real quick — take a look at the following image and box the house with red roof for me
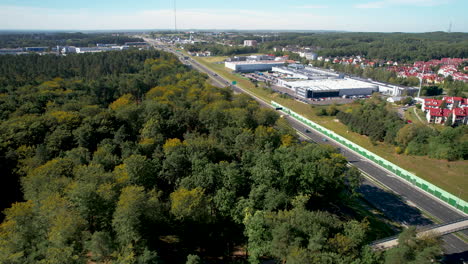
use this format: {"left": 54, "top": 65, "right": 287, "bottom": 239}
{"left": 422, "top": 99, "right": 443, "bottom": 111}
{"left": 442, "top": 96, "right": 463, "bottom": 109}
{"left": 426, "top": 108, "right": 451, "bottom": 124}
{"left": 452, "top": 72, "right": 468, "bottom": 82}
{"left": 460, "top": 98, "right": 468, "bottom": 108}
{"left": 423, "top": 97, "right": 468, "bottom": 124}
{"left": 452, "top": 107, "right": 468, "bottom": 125}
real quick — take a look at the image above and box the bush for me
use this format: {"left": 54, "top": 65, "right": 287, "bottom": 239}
{"left": 316, "top": 108, "right": 327, "bottom": 116}
{"left": 327, "top": 105, "right": 339, "bottom": 116}
{"left": 395, "top": 146, "right": 403, "bottom": 154}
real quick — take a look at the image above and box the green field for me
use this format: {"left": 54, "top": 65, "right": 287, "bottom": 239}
{"left": 194, "top": 55, "right": 468, "bottom": 201}
{"left": 404, "top": 107, "right": 425, "bottom": 125}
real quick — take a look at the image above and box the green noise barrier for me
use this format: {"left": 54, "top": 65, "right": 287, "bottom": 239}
{"left": 272, "top": 101, "right": 468, "bottom": 214}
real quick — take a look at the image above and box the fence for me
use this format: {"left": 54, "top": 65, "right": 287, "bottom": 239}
{"left": 272, "top": 101, "right": 468, "bottom": 214}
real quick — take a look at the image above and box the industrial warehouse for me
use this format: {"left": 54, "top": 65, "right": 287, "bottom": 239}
{"left": 225, "top": 60, "right": 286, "bottom": 72}
{"left": 271, "top": 65, "right": 378, "bottom": 98}
{"left": 280, "top": 78, "right": 379, "bottom": 98}
{"left": 225, "top": 55, "right": 416, "bottom": 99}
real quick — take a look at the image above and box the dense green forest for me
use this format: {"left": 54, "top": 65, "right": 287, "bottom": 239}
{"left": 260, "top": 32, "right": 468, "bottom": 63}
{"left": 337, "top": 97, "right": 468, "bottom": 161}
{"left": 193, "top": 31, "right": 468, "bottom": 62}
{"left": 0, "top": 32, "right": 143, "bottom": 48}
{"left": 0, "top": 50, "right": 442, "bottom": 263}
{"left": 184, "top": 43, "right": 258, "bottom": 56}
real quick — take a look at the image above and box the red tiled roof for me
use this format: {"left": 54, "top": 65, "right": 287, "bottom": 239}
{"left": 429, "top": 108, "right": 451, "bottom": 117}
{"left": 443, "top": 96, "right": 463, "bottom": 103}
{"left": 424, "top": 99, "right": 443, "bottom": 107}
{"left": 453, "top": 108, "right": 467, "bottom": 117}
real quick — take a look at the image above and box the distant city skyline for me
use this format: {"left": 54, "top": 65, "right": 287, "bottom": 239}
{"left": 0, "top": 0, "right": 467, "bottom": 32}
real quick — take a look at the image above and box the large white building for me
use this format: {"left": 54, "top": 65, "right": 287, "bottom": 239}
{"left": 368, "top": 80, "right": 418, "bottom": 96}
{"left": 0, "top": 48, "right": 25, "bottom": 55}
{"left": 225, "top": 60, "right": 286, "bottom": 72}
{"left": 75, "top": 47, "right": 109, "bottom": 53}
{"left": 272, "top": 66, "right": 338, "bottom": 83}
{"left": 272, "top": 67, "right": 309, "bottom": 80}
{"left": 243, "top": 40, "right": 258, "bottom": 47}
{"left": 304, "top": 66, "right": 340, "bottom": 77}
{"left": 280, "top": 79, "right": 378, "bottom": 98}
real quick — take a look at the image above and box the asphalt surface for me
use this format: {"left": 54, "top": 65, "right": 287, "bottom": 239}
{"left": 146, "top": 39, "right": 468, "bottom": 263}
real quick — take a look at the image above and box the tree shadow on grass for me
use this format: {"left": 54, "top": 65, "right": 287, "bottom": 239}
{"left": 358, "top": 184, "right": 433, "bottom": 226}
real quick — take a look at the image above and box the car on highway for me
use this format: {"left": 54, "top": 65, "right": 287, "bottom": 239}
{"left": 304, "top": 129, "right": 310, "bottom": 133}
{"left": 322, "top": 138, "right": 328, "bottom": 142}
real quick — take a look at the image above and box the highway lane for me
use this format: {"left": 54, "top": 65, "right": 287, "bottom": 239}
{"left": 147, "top": 40, "right": 468, "bottom": 261}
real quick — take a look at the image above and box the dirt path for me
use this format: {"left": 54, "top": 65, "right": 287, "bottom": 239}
{"left": 413, "top": 107, "right": 425, "bottom": 123}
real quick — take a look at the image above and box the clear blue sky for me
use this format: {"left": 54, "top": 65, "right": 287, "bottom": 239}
{"left": 1, "top": 0, "right": 467, "bottom": 32}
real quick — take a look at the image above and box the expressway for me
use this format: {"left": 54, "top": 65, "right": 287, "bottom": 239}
{"left": 145, "top": 39, "right": 468, "bottom": 262}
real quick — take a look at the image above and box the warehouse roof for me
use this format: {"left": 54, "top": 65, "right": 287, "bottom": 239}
{"left": 225, "top": 60, "right": 286, "bottom": 65}
{"left": 282, "top": 78, "right": 378, "bottom": 91}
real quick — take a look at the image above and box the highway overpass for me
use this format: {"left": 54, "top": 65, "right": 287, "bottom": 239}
{"left": 372, "top": 218, "right": 468, "bottom": 250}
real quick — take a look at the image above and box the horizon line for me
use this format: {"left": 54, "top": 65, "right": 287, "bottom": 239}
{"left": 0, "top": 29, "right": 466, "bottom": 34}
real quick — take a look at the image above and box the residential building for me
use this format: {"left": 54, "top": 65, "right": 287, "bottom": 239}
{"left": 273, "top": 46, "right": 282, "bottom": 52}
{"left": 422, "top": 99, "right": 443, "bottom": 111}
{"left": 243, "top": 40, "right": 258, "bottom": 47}
{"left": 423, "top": 97, "right": 468, "bottom": 124}
{"left": 442, "top": 96, "right": 463, "bottom": 109}
{"left": 426, "top": 108, "right": 451, "bottom": 124}
{"left": 453, "top": 107, "right": 468, "bottom": 125}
